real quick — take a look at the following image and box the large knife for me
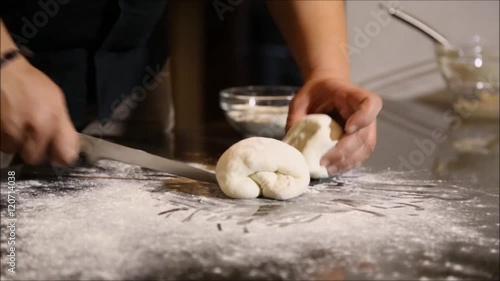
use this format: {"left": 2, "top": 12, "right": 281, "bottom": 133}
{"left": 78, "top": 133, "right": 218, "bottom": 183}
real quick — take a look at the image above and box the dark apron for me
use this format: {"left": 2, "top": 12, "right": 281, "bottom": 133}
{"left": 1, "top": 0, "right": 169, "bottom": 130}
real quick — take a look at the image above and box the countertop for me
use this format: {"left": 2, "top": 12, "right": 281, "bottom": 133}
{"left": 1, "top": 97, "right": 498, "bottom": 280}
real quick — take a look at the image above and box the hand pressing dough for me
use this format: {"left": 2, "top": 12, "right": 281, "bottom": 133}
{"left": 283, "top": 114, "right": 343, "bottom": 179}
{"left": 215, "top": 137, "right": 310, "bottom": 200}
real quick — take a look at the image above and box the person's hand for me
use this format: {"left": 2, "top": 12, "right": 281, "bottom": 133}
{"left": 0, "top": 57, "right": 78, "bottom": 165}
{"left": 286, "top": 71, "right": 382, "bottom": 174}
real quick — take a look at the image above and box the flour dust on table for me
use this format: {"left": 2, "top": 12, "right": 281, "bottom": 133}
{"left": 1, "top": 160, "right": 498, "bottom": 280}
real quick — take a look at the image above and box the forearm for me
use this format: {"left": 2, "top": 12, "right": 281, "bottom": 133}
{"left": 1, "top": 20, "right": 31, "bottom": 73}
{"left": 267, "top": 0, "right": 350, "bottom": 81}
{"left": 1, "top": 20, "right": 32, "bottom": 69}
{"left": 1, "top": 20, "right": 19, "bottom": 53}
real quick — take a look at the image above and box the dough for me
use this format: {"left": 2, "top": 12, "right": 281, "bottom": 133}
{"left": 215, "top": 137, "right": 310, "bottom": 200}
{"left": 283, "top": 114, "right": 343, "bottom": 179}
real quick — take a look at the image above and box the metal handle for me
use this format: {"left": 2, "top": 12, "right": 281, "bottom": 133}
{"left": 379, "top": 2, "right": 454, "bottom": 49}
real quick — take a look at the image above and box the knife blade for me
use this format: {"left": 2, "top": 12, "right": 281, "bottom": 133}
{"left": 78, "top": 133, "right": 218, "bottom": 183}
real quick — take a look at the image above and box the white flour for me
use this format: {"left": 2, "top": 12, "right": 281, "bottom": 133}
{"left": 225, "top": 106, "right": 288, "bottom": 138}
{"left": 1, "top": 161, "right": 498, "bottom": 280}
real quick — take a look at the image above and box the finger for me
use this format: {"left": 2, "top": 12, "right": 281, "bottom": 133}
{"left": 320, "top": 121, "right": 375, "bottom": 168}
{"left": 345, "top": 91, "right": 382, "bottom": 134}
{"left": 319, "top": 132, "right": 365, "bottom": 172}
{"left": 49, "top": 116, "right": 79, "bottom": 165}
{"left": 18, "top": 103, "right": 62, "bottom": 165}
{"left": 337, "top": 105, "right": 355, "bottom": 121}
{"left": 313, "top": 96, "right": 352, "bottom": 121}
{"left": 20, "top": 138, "right": 49, "bottom": 166}
{"left": 0, "top": 118, "right": 25, "bottom": 154}
{"left": 331, "top": 123, "right": 377, "bottom": 173}
{"left": 286, "top": 91, "right": 310, "bottom": 131}
{"left": 334, "top": 145, "right": 371, "bottom": 173}
{"left": 19, "top": 131, "right": 46, "bottom": 166}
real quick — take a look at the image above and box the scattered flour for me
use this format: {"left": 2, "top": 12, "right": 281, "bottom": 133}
{"left": 1, "top": 161, "right": 498, "bottom": 280}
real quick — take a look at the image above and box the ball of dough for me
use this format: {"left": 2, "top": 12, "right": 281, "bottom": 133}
{"left": 215, "top": 137, "right": 310, "bottom": 200}
{"left": 282, "top": 114, "right": 343, "bottom": 179}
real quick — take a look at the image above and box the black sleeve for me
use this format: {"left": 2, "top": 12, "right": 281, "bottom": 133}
{"left": 0, "top": 2, "right": 24, "bottom": 18}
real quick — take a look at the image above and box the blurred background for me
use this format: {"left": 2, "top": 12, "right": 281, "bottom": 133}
{"left": 167, "top": 0, "right": 499, "bottom": 129}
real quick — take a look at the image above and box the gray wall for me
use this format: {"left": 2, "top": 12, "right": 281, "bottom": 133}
{"left": 345, "top": 1, "right": 499, "bottom": 99}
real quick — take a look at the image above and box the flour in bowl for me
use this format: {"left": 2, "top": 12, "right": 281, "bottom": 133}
{"left": 225, "top": 105, "right": 288, "bottom": 138}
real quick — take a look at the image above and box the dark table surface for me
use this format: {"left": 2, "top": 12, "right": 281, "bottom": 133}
{"left": 1, "top": 98, "right": 499, "bottom": 280}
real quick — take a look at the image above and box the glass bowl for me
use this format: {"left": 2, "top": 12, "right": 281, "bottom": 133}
{"left": 435, "top": 40, "right": 499, "bottom": 120}
{"left": 219, "top": 86, "right": 298, "bottom": 138}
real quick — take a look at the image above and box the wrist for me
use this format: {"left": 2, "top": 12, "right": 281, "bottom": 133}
{"left": 1, "top": 54, "right": 35, "bottom": 90}
{"left": 1, "top": 45, "right": 34, "bottom": 69}
{"left": 2, "top": 51, "right": 31, "bottom": 70}
{"left": 304, "top": 66, "right": 351, "bottom": 83}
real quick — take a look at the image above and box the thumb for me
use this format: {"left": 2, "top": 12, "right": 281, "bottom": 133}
{"left": 50, "top": 116, "right": 79, "bottom": 165}
{"left": 344, "top": 93, "right": 382, "bottom": 134}
{"left": 286, "top": 93, "right": 309, "bottom": 132}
